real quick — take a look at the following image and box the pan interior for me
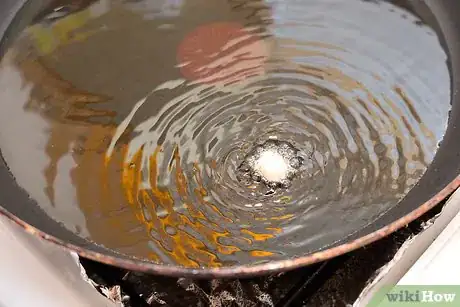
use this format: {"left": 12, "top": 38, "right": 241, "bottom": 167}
{"left": 0, "top": 0, "right": 452, "bottom": 268}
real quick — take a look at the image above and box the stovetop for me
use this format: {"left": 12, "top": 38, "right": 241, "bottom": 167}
{"left": 80, "top": 198, "right": 445, "bottom": 307}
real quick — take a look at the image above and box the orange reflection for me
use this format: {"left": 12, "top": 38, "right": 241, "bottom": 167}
{"left": 115, "top": 144, "right": 284, "bottom": 267}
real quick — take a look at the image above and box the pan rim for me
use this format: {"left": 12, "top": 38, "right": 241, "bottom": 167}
{"left": 0, "top": 176, "right": 458, "bottom": 278}
{"left": 0, "top": 0, "right": 459, "bottom": 278}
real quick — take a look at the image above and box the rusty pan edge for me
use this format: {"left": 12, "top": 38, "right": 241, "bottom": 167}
{"left": 0, "top": 176, "right": 458, "bottom": 278}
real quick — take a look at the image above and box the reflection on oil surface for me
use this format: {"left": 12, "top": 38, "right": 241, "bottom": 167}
{"left": 0, "top": 0, "right": 452, "bottom": 267}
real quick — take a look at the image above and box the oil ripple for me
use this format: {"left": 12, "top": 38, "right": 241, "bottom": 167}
{"left": 0, "top": 0, "right": 450, "bottom": 268}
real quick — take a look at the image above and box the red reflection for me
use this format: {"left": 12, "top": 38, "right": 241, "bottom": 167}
{"left": 177, "top": 22, "right": 268, "bottom": 85}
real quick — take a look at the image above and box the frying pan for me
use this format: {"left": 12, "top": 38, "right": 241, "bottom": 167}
{"left": 0, "top": 0, "right": 459, "bottom": 278}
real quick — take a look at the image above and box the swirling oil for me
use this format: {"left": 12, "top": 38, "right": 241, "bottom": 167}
{"left": 0, "top": 0, "right": 452, "bottom": 267}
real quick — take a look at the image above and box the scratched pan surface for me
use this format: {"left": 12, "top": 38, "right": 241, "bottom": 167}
{"left": 0, "top": 0, "right": 459, "bottom": 277}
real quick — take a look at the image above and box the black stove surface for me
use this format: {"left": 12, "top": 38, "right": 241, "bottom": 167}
{"left": 80, "top": 199, "right": 445, "bottom": 307}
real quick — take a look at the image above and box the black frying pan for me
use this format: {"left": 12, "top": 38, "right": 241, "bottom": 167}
{"left": 0, "top": 0, "right": 459, "bottom": 278}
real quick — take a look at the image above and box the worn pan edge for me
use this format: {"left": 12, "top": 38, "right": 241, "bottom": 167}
{"left": 0, "top": 176, "right": 458, "bottom": 278}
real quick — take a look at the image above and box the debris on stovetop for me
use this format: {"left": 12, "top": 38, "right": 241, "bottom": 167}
{"left": 78, "top": 199, "right": 446, "bottom": 307}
